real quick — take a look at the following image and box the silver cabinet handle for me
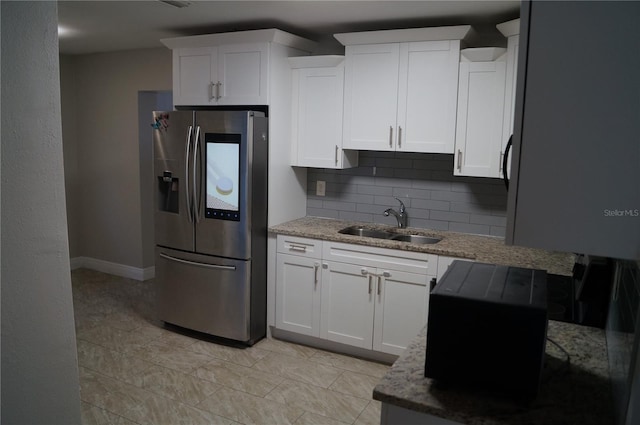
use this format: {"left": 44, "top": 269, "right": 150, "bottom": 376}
{"left": 160, "top": 252, "right": 236, "bottom": 270}
{"left": 216, "top": 81, "right": 222, "bottom": 99}
{"left": 314, "top": 262, "right": 320, "bottom": 288}
{"left": 289, "top": 244, "right": 307, "bottom": 252}
{"left": 499, "top": 151, "right": 504, "bottom": 172}
{"left": 362, "top": 267, "right": 372, "bottom": 293}
{"left": 389, "top": 126, "right": 393, "bottom": 148}
{"left": 398, "top": 126, "right": 402, "bottom": 148}
{"left": 185, "top": 125, "right": 193, "bottom": 222}
{"left": 378, "top": 271, "right": 390, "bottom": 296}
{"left": 335, "top": 145, "right": 339, "bottom": 165}
{"left": 193, "top": 126, "right": 202, "bottom": 223}
{"left": 209, "top": 81, "right": 217, "bottom": 100}
{"left": 457, "top": 149, "right": 462, "bottom": 171}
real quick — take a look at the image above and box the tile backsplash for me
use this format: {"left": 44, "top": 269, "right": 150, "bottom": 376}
{"left": 306, "top": 151, "right": 508, "bottom": 237}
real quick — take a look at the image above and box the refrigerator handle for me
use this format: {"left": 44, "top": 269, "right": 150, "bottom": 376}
{"left": 193, "top": 126, "right": 202, "bottom": 223}
{"left": 185, "top": 125, "right": 193, "bottom": 222}
{"left": 159, "top": 252, "right": 236, "bottom": 271}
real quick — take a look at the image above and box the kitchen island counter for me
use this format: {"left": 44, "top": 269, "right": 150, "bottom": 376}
{"left": 374, "top": 320, "right": 612, "bottom": 425}
{"left": 269, "top": 217, "right": 574, "bottom": 275}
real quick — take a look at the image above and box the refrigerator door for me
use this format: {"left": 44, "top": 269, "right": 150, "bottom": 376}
{"left": 153, "top": 110, "right": 195, "bottom": 252}
{"left": 156, "top": 247, "right": 253, "bottom": 342}
{"left": 193, "top": 111, "right": 262, "bottom": 259}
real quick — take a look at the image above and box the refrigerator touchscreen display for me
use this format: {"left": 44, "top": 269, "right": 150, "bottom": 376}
{"left": 205, "top": 133, "right": 241, "bottom": 221}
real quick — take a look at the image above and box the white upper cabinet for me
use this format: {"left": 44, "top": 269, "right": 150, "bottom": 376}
{"left": 454, "top": 19, "right": 520, "bottom": 179}
{"left": 217, "top": 43, "right": 269, "bottom": 105}
{"left": 336, "top": 26, "right": 471, "bottom": 153}
{"left": 170, "top": 43, "right": 268, "bottom": 106}
{"left": 289, "top": 56, "right": 358, "bottom": 169}
{"left": 497, "top": 18, "right": 520, "bottom": 153}
{"left": 171, "top": 47, "right": 217, "bottom": 106}
{"left": 454, "top": 48, "right": 507, "bottom": 178}
{"left": 397, "top": 41, "right": 461, "bottom": 153}
{"left": 162, "top": 29, "right": 315, "bottom": 107}
{"left": 341, "top": 43, "right": 401, "bottom": 151}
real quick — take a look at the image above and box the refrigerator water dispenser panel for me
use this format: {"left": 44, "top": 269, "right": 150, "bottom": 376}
{"left": 157, "top": 171, "right": 179, "bottom": 213}
{"left": 205, "top": 133, "right": 241, "bottom": 221}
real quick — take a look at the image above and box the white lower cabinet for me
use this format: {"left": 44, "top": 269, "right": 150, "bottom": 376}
{"left": 275, "top": 236, "right": 323, "bottom": 337}
{"left": 275, "top": 254, "right": 322, "bottom": 337}
{"left": 319, "top": 262, "right": 429, "bottom": 356}
{"left": 275, "top": 235, "right": 433, "bottom": 356}
{"left": 320, "top": 246, "right": 431, "bottom": 356}
{"left": 320, "top": 261, "right": 375, "bottom": 348}
{"left": 372, "top": 268, "right": 429, "bottom": 355}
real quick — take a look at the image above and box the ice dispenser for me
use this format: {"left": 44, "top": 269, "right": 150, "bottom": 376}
{"left": 158, "top": 171, "right": 179, "bottom": 213}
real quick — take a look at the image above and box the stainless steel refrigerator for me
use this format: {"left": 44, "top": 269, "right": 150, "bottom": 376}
{"left": 152, "top": 110, "right": 268, "bottom": 345}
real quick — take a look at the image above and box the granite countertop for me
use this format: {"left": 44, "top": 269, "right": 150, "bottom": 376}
{"left": 269, "top": 217, "right": 575, "bottom": 275}
{"left": 374, "top": 321, "right": 612, "bottom": 425}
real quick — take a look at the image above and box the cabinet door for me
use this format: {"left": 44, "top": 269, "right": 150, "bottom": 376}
{"left": 373, "top": 269, "right": 428, "bottom": 356}
{"left": 275, "top": 254, "right": 322, "bottom": 337}
{"left": 501, "top": 35, "right": 519, "bottom": 152}
{"left": 343, "top": 44, "right": 400, "bottom": 151}
{"left": 173, "top": 47, "right": 216, "bottom": 106}
{"left": 217, "top": 43, "right": 269, "bottom": 105}
{"left": 397, "top": 41, "right": 460, "bottom": 153}
{"left": 320, "top": 261, "right": 375, "bottom": 349}
{"left": 454, "top": 61, "right": 506, "bottom": 177}
{"left": 292, "top": 66, "right": 345, "bottom": 168}
{"left": 500, "top": 35, "right": 519, "bottom": 179}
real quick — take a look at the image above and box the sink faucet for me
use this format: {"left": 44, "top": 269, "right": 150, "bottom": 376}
{"left": 384, "top": 198, "right": 408, "bottom": 228}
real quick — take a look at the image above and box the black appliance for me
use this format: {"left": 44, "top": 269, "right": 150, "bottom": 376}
{"left": 547, "top": 254, "right": 614, "bottom": 328}
{"left": 425, "top": 260, "right": 548, "bottom": 399}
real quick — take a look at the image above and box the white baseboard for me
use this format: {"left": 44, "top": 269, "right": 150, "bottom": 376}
{"left": 70, "top": 256, "right": 155, "bottom": 281}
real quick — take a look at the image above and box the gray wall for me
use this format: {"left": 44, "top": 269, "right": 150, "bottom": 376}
{"left": 307, "top": 151, "right": 508, "bottom": 237}
{"left": 60, "top": 48, "right": 172, "bottom": 269}
{"left": 1, "top": 1, "right": 82, "bottom": 423}
{"left": 60, "top": 55, "right": 81, "bottom": 258}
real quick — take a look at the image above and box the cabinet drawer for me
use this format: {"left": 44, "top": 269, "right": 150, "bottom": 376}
{"left": 323, "top": 241, "right": 433, "bottom": 275}
{"left": 277, "top": 235, "right": 322, "bottom": 258}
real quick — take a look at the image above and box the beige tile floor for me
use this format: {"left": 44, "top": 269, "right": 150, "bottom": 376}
{"left": 73, "top": 269, "right": 389, "bottom": 425}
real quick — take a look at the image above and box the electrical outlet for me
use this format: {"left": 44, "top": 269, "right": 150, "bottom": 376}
{"left": 316, "top": 180, "right": 326, "bottom": 196}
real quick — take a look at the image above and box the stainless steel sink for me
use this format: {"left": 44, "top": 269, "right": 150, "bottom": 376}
{"left": 338, "top": 226, "right": 394, "bottom": 239}
{"left": 338, "top": 226, "right": 441, "bottom": 245}
{"left": 390, "top": 234, "right": 442, "bottom": 244}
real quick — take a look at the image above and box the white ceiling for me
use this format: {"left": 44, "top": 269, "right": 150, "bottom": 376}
{"left": 57, "top": 0, "right": 520, "bottom": 55}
